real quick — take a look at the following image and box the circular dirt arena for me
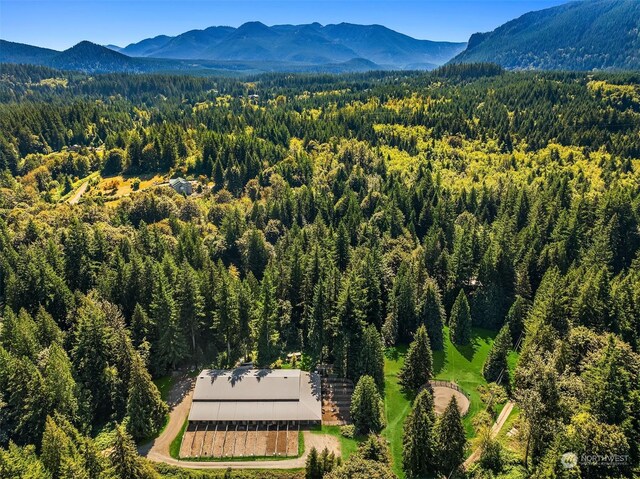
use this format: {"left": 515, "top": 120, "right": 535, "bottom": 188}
{"left": 431, "top": 382, "right": 470, "bottom": 416}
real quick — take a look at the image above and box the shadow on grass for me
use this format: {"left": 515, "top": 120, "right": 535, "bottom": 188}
{"left": 432, "top": 349, "right": 445, "bottom": 375}
{"left": 452, "top": 328, "right": 495, "bottom": 362}
{"left": 385, "top": 344, "right": 408, "bottom": 361}
{"left": 454, "top": 341, "right": 477, "bottom": 362}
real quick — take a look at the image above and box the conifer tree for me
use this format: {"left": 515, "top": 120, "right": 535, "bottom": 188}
{"left": 358, "top": 324, "right": 385, "bottom": 390}
{"left": 175, "top": 263, "right": 205, "bottom": 357}
{"left": 403, "top": 388, "right": 437, "bottom": 479}
{"left": 109, "top": 423, "right": 158, "bottom": 479}
{"left": 41, "top": 416, "right": 72, "bottom": 479}
{"left": 34, "top": 306, "right": 62, "bottom": 349}
{"left": 126, "top": 353, "right": 168, "bottom": 440}
{"left": 40, "top": 343, "right": 78, "bottom": 420}
{"left": 149, "top": 267, "right": 186, "bottom": 374}
{"left": 382, "top": 309, "right": 398, "bottom": 347}
{"left": 212, "top": 159, "right": 225, "bottom": 192}
{"left": 332, "top": 272, "right": 366, "bottom": 380}
{"left": 435, "top": 396, "right": 466, "bottom": 475}
{"left": 417, "top": 277, "right": 445, "bottom": 350}
{"left": 255, "top": 269, "right": 279, "bottom": 367}
{"left": 71, "top": 296, "right": 113, "bottom": 423}
{"left": 307, "top": 279, "right": 329, "bottom": 363}
{"left": 362, "top": 248, "right": 383, "bottom": 329}
{"left": 450, "top": 289, "right": 472, "bottom": 345}
{"left": 130, "top": 303, "right": 151, "bottom": 348}
{"left": 505, "top": 295, "right": 529, "bottom": 347}
{"left": 305, "top": 447, "right": 321, "bottom": 479}
{"left": 214, "top": 264, "right": 240, "bottom": 366}
{"left": 357, "top": 435, "right": 391, "bottom": 464}
{"left": 483, "top": 325, "right": 511, "bottom": 384}
{"left": 399, "top": 325, "right": 433, "bottom": 391}
{"left": 335, "top": 222, "right": 350, "bottom": 271}
{"left": 351, "top": 375, "right": 384, "bottom": 434}
{"left": 389, "top": 261, "right": 417, "bottom": 342}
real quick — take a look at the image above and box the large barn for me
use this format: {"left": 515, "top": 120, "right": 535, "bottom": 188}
{"left": 188, "top": 368, "right": 322, "bottom": 427}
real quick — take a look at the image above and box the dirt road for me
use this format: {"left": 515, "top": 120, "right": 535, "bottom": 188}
{"left": 68, "top": 182, "right": 88, "bottom": 204}
{"left": 139, "top": 375, "right": 340, "bottom": 469}
{"left": 463, "top": 400, "right": 515, "bottom": 469}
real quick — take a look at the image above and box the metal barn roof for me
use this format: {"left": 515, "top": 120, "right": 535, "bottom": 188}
{"left": 188, "top": 368, "right": 322, "bottom": 423}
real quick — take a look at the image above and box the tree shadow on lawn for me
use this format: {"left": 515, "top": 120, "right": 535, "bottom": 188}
{"left": 434, "top": 328, "right": 496, "bottom": 375}
{"left": 433, "top": 349, "right": 445, "bottom": 376}
{"left": 454, "top": 328, "right": 495, "bottom": 362}
{"left": 384, "top": 344, "right": 408, "bottom": 362}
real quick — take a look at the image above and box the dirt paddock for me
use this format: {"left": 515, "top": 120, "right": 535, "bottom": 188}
{"left": 433, "top": 386, "right": 470, "bottom": 415}
{"left": 180, "top": 426, "right": 300, "bottom": 458}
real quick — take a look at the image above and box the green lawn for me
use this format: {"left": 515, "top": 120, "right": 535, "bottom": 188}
{"left": 382, "top": 345, "right": 412, "bottom": 479}
{"left": 381, "top": 327, "right": 514, "bottom": 478}
{"left": 170, "top": 418, "right": 188, "bottom": 459}
{"left": 433, "top": 326, "right": 498, "bottom": 436}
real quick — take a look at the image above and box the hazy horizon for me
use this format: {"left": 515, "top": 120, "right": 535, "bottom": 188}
{"left": 0, "top": 0, "right": 570, "bottom": 51}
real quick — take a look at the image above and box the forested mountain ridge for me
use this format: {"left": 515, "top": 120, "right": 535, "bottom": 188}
{"left": 0, "top": 39, "right": 388, "bottom": 75}
{"left": 0, "top": 22, "right": 465, "bottom": 75}
{"left": 0, "top": 64, "right": 639, "bottom": 478}
{"left": 451, "top": 0, "right": 640, "bottom": 70}
{"left": 116, "top": 22, "right": 466, "bottom": 68}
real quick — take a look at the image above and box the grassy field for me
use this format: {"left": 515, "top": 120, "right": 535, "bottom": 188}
{"left": 381, "top": 327, "right": 514, "bottom": 478}
{"left": 433, "top": 326, "right": 498, "bottom": 436}
{"left": 95, "top": 173, "right": 165, "bottom": 198}
{"left": 382, "top": 345, "right": 412, "bottom": 479}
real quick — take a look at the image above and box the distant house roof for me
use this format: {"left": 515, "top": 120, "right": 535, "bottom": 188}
{"left": 188, "top": 368, "right": 322, "bottom": 423}
{"left": 169, "top": 177, "right": 190, "bottom": 187}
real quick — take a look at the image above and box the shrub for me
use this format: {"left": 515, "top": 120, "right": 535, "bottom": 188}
{"left": 340, "top": 425, "right": 355, "bottom": 438}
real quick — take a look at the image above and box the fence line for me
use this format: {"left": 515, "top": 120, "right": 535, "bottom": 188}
{"left": 428, "top": 379, "right": 468, "bottom": 398}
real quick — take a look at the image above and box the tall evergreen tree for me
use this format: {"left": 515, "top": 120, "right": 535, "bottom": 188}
{"left": 403, "top": 388, "right": 437, "bottom": 479}
{"left": 255, "top": 269, "right": 279, "bottom": 367}
{"left": 351, "top": 375, "right": 384, "bottom": 434}
{"left": 130, "top": 303, "right": 151, "bottom": 348}
{"left": 332, "top": 272, "right": 366, "bottom": 380}
{"left": 214, "top": 265, "right": 240, "bottom": 366}
{"left": 175, "top": 263, "right": 205, "bottom": 359}
{"left": 435, "top": 396, "right": 466, "bottom": 475}
{"left": 358, "top": 324, "right": 385, "bottom": 390}
{"left": 40, "top": 343, "right": 78, "bottom": 421}
{"left": 417, "top": 277, "right": 445, "bottom": 350}
{"left": 109, "top": 424, "right": 158, "bottom": 479}
{"left": 450, "top": 289, "right": 472, "bottom": 345}
{"left": 126, "top": 353, "right": 168, "bottom": 440}
{"left": 399, "top": 325, "right": 433, "bottom": 392}
{"left": 483, "top": 325, "right": 512, "bottom": 384}
{"left": 389, "top": 261, "right": 417, "bottom": 342}
{"left": 149, "top": 266, "right": 186, "bottom": 374}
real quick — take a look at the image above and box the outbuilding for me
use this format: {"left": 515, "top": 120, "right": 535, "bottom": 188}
{"left": 188, "top": 368, "right": 322, "bottom": 427}
{"left": 169, "top": 177, "right": 193, "bottom": 195}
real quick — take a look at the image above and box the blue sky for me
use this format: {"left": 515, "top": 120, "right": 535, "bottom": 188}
{"left": 1, "top": 0, "right": 570, "bottom": 50}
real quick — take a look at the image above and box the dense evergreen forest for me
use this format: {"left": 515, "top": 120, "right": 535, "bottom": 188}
{"left": 0, "top": 62, "right": 639, "bottom": 478}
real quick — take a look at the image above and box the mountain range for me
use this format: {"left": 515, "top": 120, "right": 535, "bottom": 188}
{"left": 0, "top": 22, "right": 466, "bottom": 74}
{"left": 1, "top": 1, "right": 640, "bottom": 74}
{"left": 109, "top": 22, "right": 465, "bottom": 70}
{"left": 451, "top": 0, "right": 640, "bottom": 70}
